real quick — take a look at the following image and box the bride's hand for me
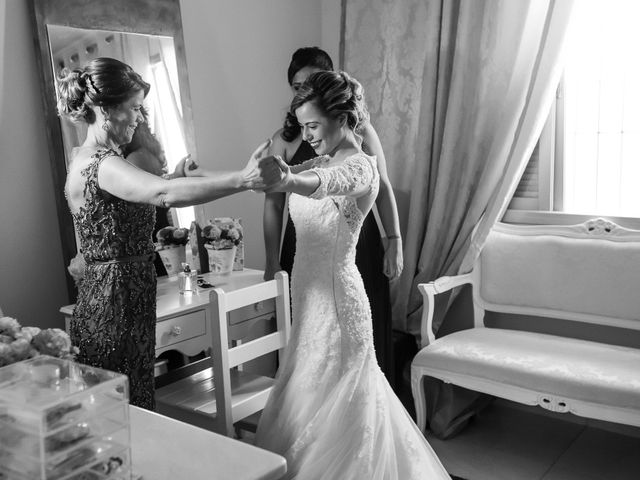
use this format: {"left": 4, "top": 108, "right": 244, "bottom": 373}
{"left": 262, "top": 156, "right": 290, "bottom": 193}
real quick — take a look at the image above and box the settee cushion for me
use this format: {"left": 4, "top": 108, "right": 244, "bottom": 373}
{"left": 414, "top": 328, "right": 640, "bottom": 410}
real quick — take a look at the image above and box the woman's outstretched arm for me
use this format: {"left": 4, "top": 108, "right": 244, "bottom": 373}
{"left": 263, "top": 154, "right": 374, "bottom": 199}
{"left": 97, "top": 141, "right": 272, "bottom": 207}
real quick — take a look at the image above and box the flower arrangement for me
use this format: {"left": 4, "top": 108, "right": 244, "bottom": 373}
{"left": 156, "top": 226, "right": 190, "bottom": 248}
{"left": 0, "top": 316, "right": 78, "bottom": 368}
{"left": 67, "top": 252, "right": 87, "bottom": 285}
{"left": 202, "top": 218, "right": 243, "bottom": 250}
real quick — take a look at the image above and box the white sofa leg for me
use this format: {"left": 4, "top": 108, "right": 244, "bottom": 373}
{"left": 411, "top": 368, "right": 428, "bottom": 433}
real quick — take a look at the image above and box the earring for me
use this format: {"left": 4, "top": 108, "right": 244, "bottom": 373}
{"left": 102, "top": 118, "right": 111, "bottom": 132}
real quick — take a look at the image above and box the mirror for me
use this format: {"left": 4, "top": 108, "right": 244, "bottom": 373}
{"left": 29, "top": 0, "right": 198, "bottom": 300}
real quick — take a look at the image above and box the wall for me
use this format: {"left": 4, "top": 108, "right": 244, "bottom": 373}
{"left": 182, "top": 0, "right": 340, "bottom": 270}
{"left": 0, "top": 0, "right": 340, "bottom": 328}
{"left": 0, "top": 0, "right": 68, "bottom": 327}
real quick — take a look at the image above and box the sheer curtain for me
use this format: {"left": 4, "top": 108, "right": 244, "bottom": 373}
{"left": 146, "top": 40, "right": 193, "bottom": 227}
{"left": 344, "top": 0, "right": 575, "bottom": 343}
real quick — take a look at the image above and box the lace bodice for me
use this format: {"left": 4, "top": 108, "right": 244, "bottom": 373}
{"left": 290, "top": 153, "right": 379, "bottom": 269}
{"left": 289, "top": 152, "right": 379, "bottom": 359}
{"left": 71, "top": 149, "right": 155, "bottom": 263}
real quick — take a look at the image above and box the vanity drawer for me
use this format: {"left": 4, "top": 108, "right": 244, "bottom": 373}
{"left": 228, "top": 298, "right": 276, "bottom": 325}
{"left": 156, "top": 310, "right": 207, "bottom": 349}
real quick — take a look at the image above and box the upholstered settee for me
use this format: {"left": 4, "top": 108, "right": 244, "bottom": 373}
{"left": 411, "top": 218, "right": 640, "bottom": 433}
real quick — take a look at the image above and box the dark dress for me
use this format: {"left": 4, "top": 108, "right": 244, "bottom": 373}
{"left": 152, "top": 207, "right": 171, "bottom": 277}
{"left": 70, "top": 149, "right": 157, "bottom": 410}
{"left": 280, "top": 141, "right": 394, "bottom": 383}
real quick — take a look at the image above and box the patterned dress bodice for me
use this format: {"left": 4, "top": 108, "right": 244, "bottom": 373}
{"left": 72, "top": 149, "right": 155, "bottom": 262}
{"left": 288, "top": 153, "right": 379, "bottom": 366}
{"left": 69, "top": 148, "right": 158, "bottom": 410}
{"left": 289, "top": 153, "right": 379, "bottom": 269}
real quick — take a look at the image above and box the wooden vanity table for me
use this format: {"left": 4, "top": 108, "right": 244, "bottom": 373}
{"left": 59, "top": 268, "right": 276, "bottom": 364}
{"left": 60, "top": 269, "right": 286, "bottom": 478}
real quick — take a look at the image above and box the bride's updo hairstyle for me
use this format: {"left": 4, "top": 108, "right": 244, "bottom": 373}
{"left": 290, "top": 70, "right": 370, "bottom": 139}
{"left": 56, "top": 57, "right": 150, "bottom": 124}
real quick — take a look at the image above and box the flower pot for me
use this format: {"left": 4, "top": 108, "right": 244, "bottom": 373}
{"left": 157, "top": 245, "right": 186, "bottom": 276}
{"left": 205, "top": 245, "right": 236, "bottom": 275}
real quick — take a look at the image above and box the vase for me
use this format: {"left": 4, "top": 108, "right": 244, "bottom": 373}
{"left": 157, "top": 245, "right": 186, "bottom": 276}
{"left": 205, "top": 245, "right": 236, "bottom": 275}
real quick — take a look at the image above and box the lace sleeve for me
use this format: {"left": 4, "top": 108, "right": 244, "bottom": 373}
{"left": 309, "top": 154, "right": 376, "bottom": 199}
{"left": 291, "top": 155, "right": 330, "bottom": 174}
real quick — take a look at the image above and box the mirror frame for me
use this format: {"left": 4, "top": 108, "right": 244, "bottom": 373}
{"left": 28, "top": 0, "right": 197, "bottom": 301}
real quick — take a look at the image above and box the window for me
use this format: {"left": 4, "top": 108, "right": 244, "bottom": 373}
{"left": 145, "top": 49, "right": 195, "bottom": 228}
{"left": 507, "top": 0, "right": 640, "bottom": 225}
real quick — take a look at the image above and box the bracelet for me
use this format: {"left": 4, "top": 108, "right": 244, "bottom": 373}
{"left": 386, "top": 235, "right": 401, "bottom": 240}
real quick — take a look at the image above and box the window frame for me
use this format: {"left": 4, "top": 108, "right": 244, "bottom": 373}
{"left": 503, "top": 78, "right": 640, "bottom": 230}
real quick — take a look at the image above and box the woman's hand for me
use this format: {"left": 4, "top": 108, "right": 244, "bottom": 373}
{"left": 263, "top": 262, "right": 282, "bottom": 281}
{"left": 382, "top": 237, "right": 404, "bottom": 280}
{"left": 162, "top": 154, "right": 192, "bottom": 179}
{"left": 241, "top": 139, "right": 273, "bottom": 189}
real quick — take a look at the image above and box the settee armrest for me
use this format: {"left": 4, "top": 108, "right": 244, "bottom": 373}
{"left": 417, "top": 273, "right": 473, "bottom": 348}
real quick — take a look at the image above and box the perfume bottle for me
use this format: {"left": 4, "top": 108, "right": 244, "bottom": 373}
{"left": 178, "top": 262, "right": 197, "bottom": 295}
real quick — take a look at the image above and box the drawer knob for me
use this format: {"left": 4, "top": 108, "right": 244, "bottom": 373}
{"left": 171, "top": 326, "right": 183, "bottom": 336}
{"left": 254, "top": 301, "right": 263, "bottom": 311}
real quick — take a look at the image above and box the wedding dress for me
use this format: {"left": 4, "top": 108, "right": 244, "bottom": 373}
{"left": 255, "top": 153, "right": 450, "bottom": 479}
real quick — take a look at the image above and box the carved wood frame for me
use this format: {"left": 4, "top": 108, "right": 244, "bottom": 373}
{"left": 28, "top": 0, "right": 197, "bottom": 301}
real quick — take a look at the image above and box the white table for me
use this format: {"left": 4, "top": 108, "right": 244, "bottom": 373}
{"left": 60, "top": 269, "right": 276, "bottom": 359}
{"left": 130, "top": 405, "right": 286, "bottom": 480}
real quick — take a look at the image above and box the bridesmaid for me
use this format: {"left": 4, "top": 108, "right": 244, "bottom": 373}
{"left": 262, "top": 47, "right": 403, "bottom": 385}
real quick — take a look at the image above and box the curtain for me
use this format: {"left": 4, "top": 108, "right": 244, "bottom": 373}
{"left": 122, "top": 34, "right": 192, "bottom": 227}
{"left": 343, "top": 0, "right": 575, "bottom": 344}
{"left": 149, "top": 58, "right": 193, "bottom": 228}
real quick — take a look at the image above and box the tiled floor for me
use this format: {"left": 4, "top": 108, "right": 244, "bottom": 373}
{"left": 426, "top": 400, "right": 640, "bottom": 480}
{"left": 238, "top": 396, "right": 640, "bottom": 479}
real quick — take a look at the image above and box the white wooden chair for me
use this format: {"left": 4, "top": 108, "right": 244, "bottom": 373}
{"left": 155, "top": 271, "right": 291, "bottom": 437}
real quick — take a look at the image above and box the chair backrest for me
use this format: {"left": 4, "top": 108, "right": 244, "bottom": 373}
{"left": 209, "top": 271, "right": 291, "bottom": 435}
{"left": 472, "top": 218, "right": 640, "bottom": 331}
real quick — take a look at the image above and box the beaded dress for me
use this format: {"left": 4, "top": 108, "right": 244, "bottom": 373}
{"left": 69, "top": 149, "right": 157, "bottom": 410}
{"left": 256, "top": 153, "right": 449, "bottom": 479}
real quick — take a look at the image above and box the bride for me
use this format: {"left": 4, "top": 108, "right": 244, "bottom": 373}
{"left": 254, "top": 70, "right": 450, "bottom": 479}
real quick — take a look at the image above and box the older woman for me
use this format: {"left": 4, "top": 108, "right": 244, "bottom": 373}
{"left": 58, "top": 57, "right": 272, "bottom": 409}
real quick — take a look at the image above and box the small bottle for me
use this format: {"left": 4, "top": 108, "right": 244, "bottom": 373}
{"left": 185, "top": 240, "right": 193, "bottom": 271}
{"left": 178, "top": 262, "right": 197, "bottom": 295}
{"left": 189, "top": 221, "right": 203, "bottom": 273}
